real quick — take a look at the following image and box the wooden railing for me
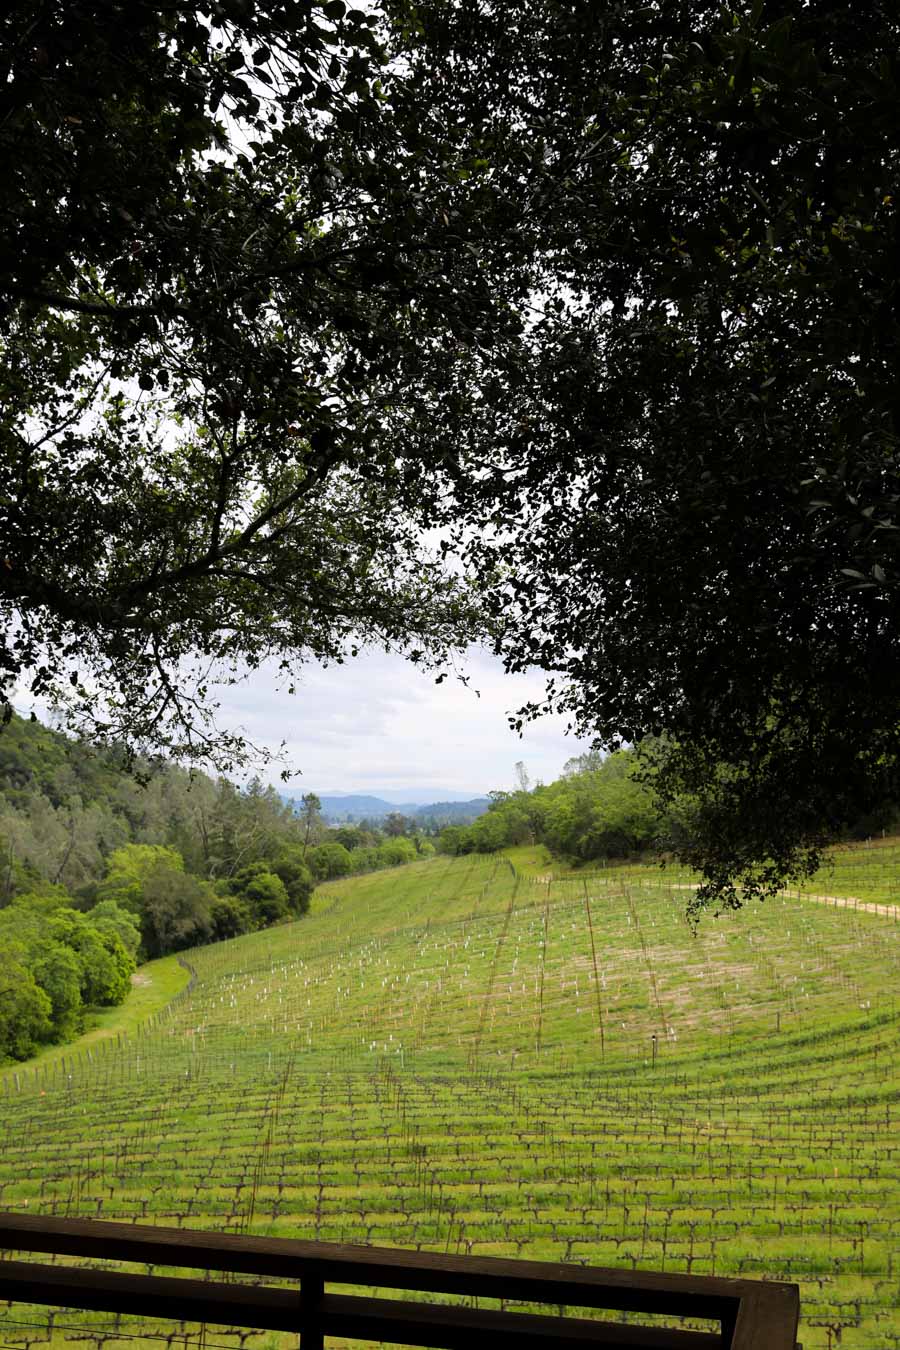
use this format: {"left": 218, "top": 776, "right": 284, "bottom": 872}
{"left": 0, "top": 1213, "right": 799, "bottom": 1350}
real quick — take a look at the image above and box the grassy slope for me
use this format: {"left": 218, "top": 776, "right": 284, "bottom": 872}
{"left": 555, "top": 838, "right": 900, "bottom": 906}
{"left": 1, "top": 848, "right": 898, "bottom": 1349}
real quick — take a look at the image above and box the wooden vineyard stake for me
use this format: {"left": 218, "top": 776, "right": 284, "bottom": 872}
{"left": 583, "top": 883, "right": 606, "bottom": 1057}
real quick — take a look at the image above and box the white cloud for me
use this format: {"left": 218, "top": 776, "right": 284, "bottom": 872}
{"left": 12, "top": 645, "right": 591, "bottom": 799}
{"left": 216, "top": 647, "right": 590, "bottom": 797}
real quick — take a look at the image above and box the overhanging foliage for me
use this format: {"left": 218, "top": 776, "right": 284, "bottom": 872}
{"left": 3, "top": 1, "right": 899, "bottom": 903}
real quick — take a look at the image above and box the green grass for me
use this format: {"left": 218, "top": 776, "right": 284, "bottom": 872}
{"left": 0, "top": 846, "right": 898, "bottom": 1349}
{"left": 503, "top": 842, "right": 556, "bottom": 878}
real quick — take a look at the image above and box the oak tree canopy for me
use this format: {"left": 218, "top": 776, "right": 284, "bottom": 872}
{"left": 2, "top": 0, "right": 898, "bottom": 905}
{"left": 1, "top": 0, "right": 516, "bottom": 763}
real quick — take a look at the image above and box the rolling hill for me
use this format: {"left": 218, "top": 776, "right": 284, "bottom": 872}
{"left": 1, "top": 847, "right": 898, "bottom": 1348}
{"left": 287, "top": 793, "right": 491, "bottom": 824}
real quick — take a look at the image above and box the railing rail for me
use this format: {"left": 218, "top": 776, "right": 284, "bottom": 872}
{"left": 0, "top": 1213, "right": 799, "bottom": 1350}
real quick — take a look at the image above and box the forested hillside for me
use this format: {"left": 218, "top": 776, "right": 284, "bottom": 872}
{"left": 0, "top": 715, "right": 431, "bottom": 1063}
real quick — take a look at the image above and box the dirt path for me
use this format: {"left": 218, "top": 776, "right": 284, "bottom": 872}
{"left": 670, "top": 881, "right": 899, "bottom": 920}
{"left": 777, "top": 888, "right": 899, "bottom": 919}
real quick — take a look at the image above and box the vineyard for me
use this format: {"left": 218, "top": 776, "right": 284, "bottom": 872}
{"left": 1, "top": 846, "right": 898, "bottom": 1349}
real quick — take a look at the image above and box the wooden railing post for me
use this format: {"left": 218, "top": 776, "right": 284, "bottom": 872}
{"left": 0, "top": 1213, "right": 800, "bottom": 1348}
{"left": 300, "top": 1273, "right": 324, "bottom": 1350}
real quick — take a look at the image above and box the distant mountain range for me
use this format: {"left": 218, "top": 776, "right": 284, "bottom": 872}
{"left": 285, "top": 793, "right": 491, "bottom": 825}
{"left": 318, "top": 788, "right": 483, "bottom": 805}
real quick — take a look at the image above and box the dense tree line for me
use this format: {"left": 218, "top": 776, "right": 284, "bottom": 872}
{"left": 309, "top": 828, "right": 432, "bottom": 880}
{"left": 439, "top": 752, "right": 900, "bottom": 870}
{"left": 438, "top": 753, "right": 662, "bottom": 864}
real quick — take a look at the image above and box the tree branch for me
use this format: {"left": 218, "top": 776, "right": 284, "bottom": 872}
{"left": 9, "top": 289, "right": 190, "bottom": 320}
{"left": 120, "top": 444, "right": 347, "bottom": 600}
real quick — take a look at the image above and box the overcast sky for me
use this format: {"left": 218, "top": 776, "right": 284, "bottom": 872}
{"left": 14, "top": 644, "right": 591, "bottom": 801}
{"left": 213, "top": 646, "right": 591, "bottom": 800}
